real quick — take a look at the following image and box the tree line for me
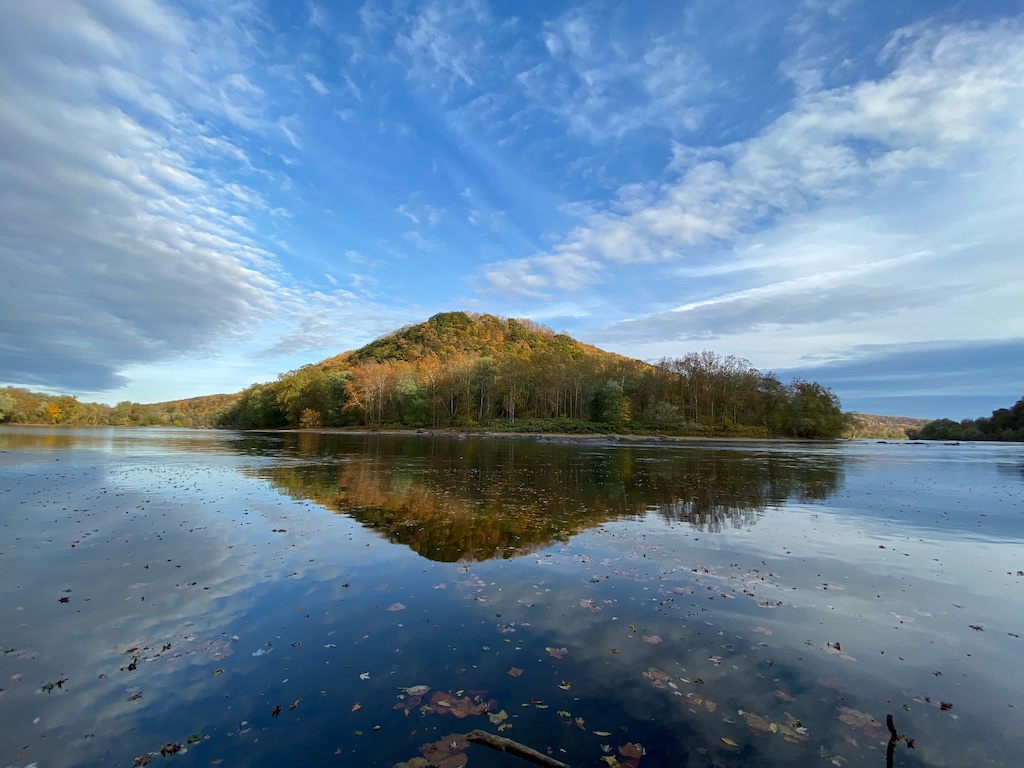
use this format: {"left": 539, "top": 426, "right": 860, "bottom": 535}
{"left": 0, "top": 387, "right": 233, "bottom": 428}
{"left": 217, "top": 312, "right": 848, "bottom": 438}
{"left": 908, "top": 394, "right": 1024, "bottom": 441}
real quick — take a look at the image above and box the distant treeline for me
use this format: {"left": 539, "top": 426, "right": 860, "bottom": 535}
{"left": 0, "top": 387, "right": 235, "bottom": 428}
{"left": 908, "top": 394, "right": 1024, "bottom": 441}
{"left": 217, "top": 312, "right": 849, "bottom": 439}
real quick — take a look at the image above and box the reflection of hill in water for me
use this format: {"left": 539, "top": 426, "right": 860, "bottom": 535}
{"left": 252, "top": 434, "right": 845, "bottom": 562}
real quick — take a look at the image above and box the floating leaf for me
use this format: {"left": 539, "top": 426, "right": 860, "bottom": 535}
{"left": 721, "top": 737, "right": 738, "bottom": 747}
{"left": 546, "top": 646, "right": 568, "bottom": 659}
{"left": 558, "top": 681, "right": 572, "bottom": 690}
{"left": 508, "top": 667, "right": 524, "bottom": 677}
{"left": 488, "top": 709, "right": 508, "bottom": 725}
{"left": 387, "top": 603, "right": 407, "bottom": 612}
{"left": 745, "top": 713, "right": 772, "bottom": 734}
{"left": 593, "top": 730, "right": 612, "bottom": 737}
{"left": 420, "top": 732, "right": 469, "bottom": 768}
{"left": 619, "top": 742, "right": 645, "bottom": 758}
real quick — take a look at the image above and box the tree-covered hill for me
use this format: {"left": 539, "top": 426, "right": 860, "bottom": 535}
{"left": 217, "top": 311, "right": 850, "bottom": 438}
{"left": 845, "top": 412, "right": 932, "bottom": 440}
{"left": 908, "top": 394, "right": 1024, "bottom": 441}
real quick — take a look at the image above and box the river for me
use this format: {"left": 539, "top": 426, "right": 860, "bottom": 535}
{"left": 1, "top": 427, "right": 1021, "bottom": 767}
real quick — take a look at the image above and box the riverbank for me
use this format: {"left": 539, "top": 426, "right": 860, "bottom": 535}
{"left": 253, "top": 426, "right": 826, "bottom": 444}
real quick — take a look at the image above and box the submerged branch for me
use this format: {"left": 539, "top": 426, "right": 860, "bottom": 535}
{"left": 466, "top": 729, "right": 570, "bottom": 768}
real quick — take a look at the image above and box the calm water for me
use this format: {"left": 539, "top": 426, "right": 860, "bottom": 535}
{"left": 1, "top": 427, "right": 1022, "bottom": 768}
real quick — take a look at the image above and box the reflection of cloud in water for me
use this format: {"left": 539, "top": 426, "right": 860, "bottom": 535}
{"left": 0, "top": 451, "right": 343, "bottom": 767}
{"left": 447, "top": 517, "right": 1023, "bottom": 768}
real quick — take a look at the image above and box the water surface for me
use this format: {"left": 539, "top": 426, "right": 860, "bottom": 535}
{"left": 1, "top": 427, "right": 1022, "bottom": 767}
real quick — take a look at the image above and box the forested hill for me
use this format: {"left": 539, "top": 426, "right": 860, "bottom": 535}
{"left": 217, "top": 311, "right": 850, "bottom": 438}
{"left": 908, "top": 394, "right": 1024, "bottom": 441}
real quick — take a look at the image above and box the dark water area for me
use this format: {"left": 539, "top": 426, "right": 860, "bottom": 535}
{"left": 1, "top": 427, "right": 1022, "bottom": 768}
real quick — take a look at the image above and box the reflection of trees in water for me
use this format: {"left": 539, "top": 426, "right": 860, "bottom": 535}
{"left": 653, "top": 456, "right": 844, "bottom": 532}
{"left": 258, "top": 435, "right": 845, "bottom": 562}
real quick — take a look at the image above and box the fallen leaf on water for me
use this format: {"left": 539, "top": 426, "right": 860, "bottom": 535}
{"left": 575, "top": 716, "right": 586, "bottom": 730}
{"left": 746, "top": 713, "right": 772, "bottom": 734}
{"left": 352, "top": 702, "right": 362, "bottom": 712}
{"left": 600, "top": 756, "right": 620, "bottom": 767}
{"left": 272, "top": 705, "right": 281, "bottom": 718}
{"left": 969, "top": 624, "right": 984, "bottom": 631}
{"left": 508, "top": 667, "right": 524, "bottom": 677}
{"left": 488, "top": 709, "right": 508, "bottom": 725}
{"left": 940, "top": 701, "right": 953, "bottom": 711}
{"left": 558, "top": 681, "right": 572, "bottom": 690}
{"left": 621, "top": 742, "right": 644, "bottom": 757}
{"left": 837, "top": 707, "right": 884, "bottom": 740}
{"left": 721, "top": 737, "right": 738, "bottom": 747}
{"left": 546, "top": 646, "right": 568, "bottom": 659}
{"left": 420, "top": 732, "right": 469, "bottom": 768}
{"left": 387, "top": 603, "right": 407, "bottom": 612}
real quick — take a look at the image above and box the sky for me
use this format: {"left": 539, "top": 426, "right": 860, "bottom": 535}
{"left": 1, "top": 0, "right": 1023, "bottom": 420}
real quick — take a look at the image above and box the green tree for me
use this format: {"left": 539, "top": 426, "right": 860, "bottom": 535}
{"left": 784, "top": 380, "right": 846, "bottom": 438}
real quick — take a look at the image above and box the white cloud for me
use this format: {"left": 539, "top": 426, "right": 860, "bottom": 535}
{"left": 484, "top": 16, "right": 1024, "bottom": 354}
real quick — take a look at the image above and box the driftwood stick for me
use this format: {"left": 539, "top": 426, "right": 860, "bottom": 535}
{"left": 466, "top": 729, "right": 570, "bottom": 768}
{"left": 886, "top": 714, "right": 899, "bottom": 740}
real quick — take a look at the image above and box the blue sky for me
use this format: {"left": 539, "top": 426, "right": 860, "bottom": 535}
{"left": 1, "top": 0, "right": 1023, "bottom": 419}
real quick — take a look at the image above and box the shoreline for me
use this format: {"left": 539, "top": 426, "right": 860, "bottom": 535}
{"left": 252, "top": 426, "right": 830, "bottom": 444}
